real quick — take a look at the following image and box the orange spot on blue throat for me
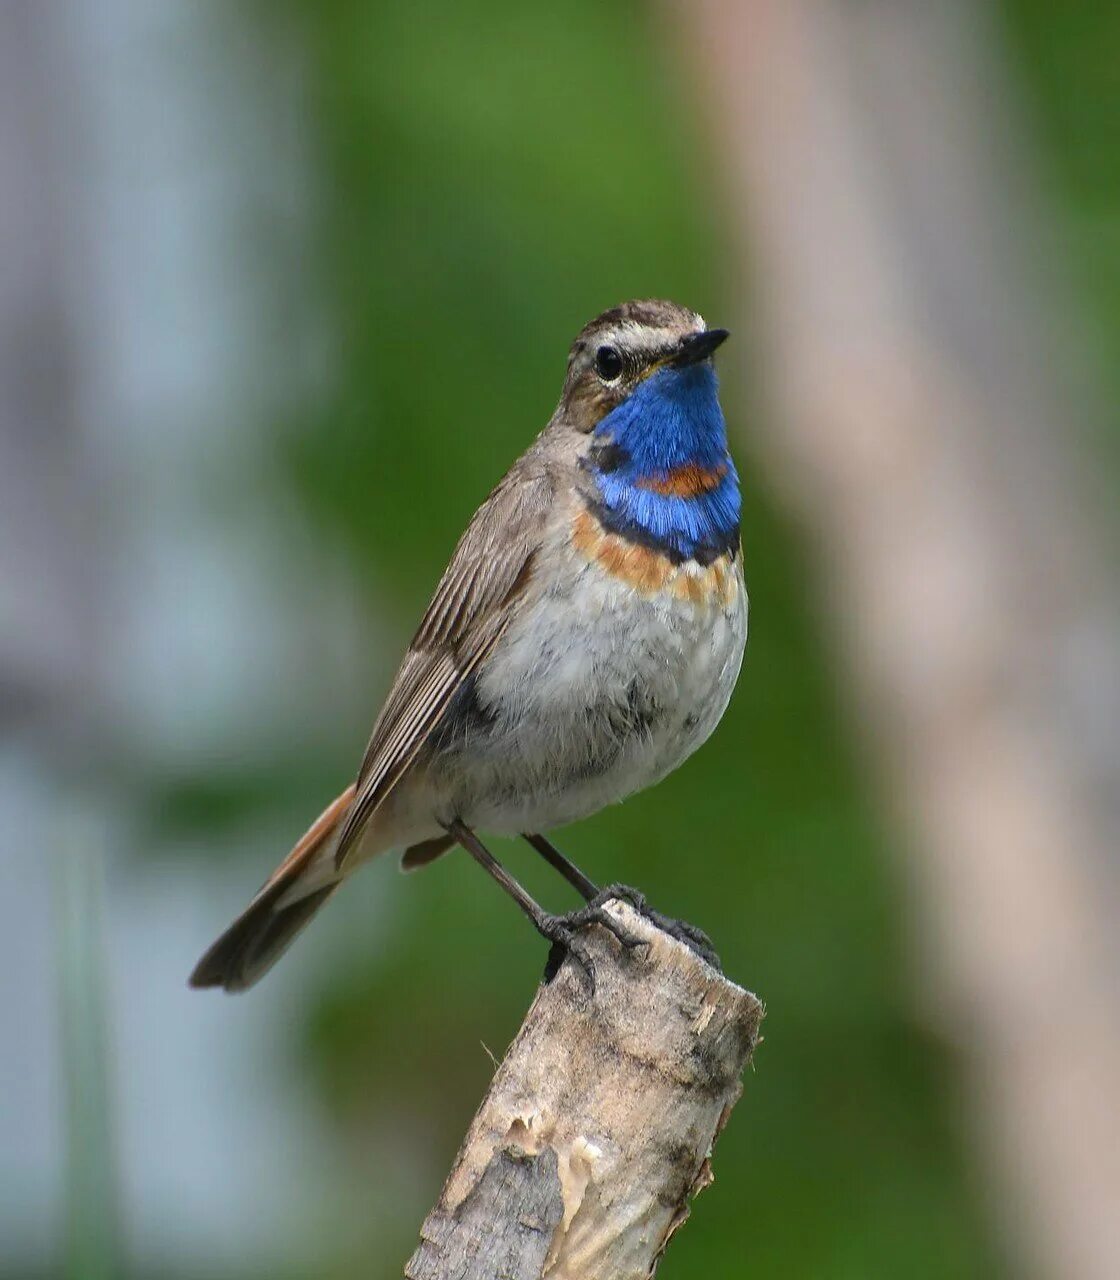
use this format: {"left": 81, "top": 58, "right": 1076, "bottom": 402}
{"left": 583, "top": 362, "right": 740, "bottom": 563}
{"left": 636, "top": 461, "right": 728, "bottom": 498}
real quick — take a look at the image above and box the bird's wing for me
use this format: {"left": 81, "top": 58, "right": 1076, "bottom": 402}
{"left": 333, "top": 463, "right": 554, "bottom": 870}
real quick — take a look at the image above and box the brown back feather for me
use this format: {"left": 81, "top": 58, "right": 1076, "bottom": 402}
{"left": 333, "top": 463, "right": 553, "bottom": 870}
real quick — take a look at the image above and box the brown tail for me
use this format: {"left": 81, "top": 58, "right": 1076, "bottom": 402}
{"left": 190, "top": 785, "right": 356, "bottom": 993}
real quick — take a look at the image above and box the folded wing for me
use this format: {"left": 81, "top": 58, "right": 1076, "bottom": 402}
{"left": 333, "top": 463, "right": 553, "bottom": 870}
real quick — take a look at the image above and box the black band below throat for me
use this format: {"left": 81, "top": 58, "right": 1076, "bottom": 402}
{"left": 585, "top": 496, "right": 740, "bottom": 567}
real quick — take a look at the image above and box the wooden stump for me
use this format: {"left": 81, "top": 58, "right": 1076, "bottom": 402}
{"left": 405, "top": 898, "right": 763, "bottom": 1279}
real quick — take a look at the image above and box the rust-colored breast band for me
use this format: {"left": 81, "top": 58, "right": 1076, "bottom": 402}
{"left": 572, "top": 507, "right": 739, "bottom": 607}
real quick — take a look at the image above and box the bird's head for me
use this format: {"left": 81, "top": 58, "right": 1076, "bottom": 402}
{"left": 558, "top": 299, "right": 733, "bottom": 502}
{"left": 556, "top": 300, "right": 738, "bottom": 561}
{"left": 558, "top": 299, "right": 729, "bottom": 436}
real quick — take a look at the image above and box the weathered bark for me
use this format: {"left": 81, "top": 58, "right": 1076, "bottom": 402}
{"left": 404, "top": 899, "right": 762, "bottom": 1279}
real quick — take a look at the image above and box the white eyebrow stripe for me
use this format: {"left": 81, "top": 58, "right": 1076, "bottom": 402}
{"left": 596, "top": 319, "right": 707, "bottom": 360}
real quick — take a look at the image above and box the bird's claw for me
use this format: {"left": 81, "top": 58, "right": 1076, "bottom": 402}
{"left": 593, "top": 883, "right": 723, "bottom": 972}
{"left": 539, "top": 883, "right": 721, "bottom": 987}
{"left": 539, "top": 901, "right": 647, "bottom": 992}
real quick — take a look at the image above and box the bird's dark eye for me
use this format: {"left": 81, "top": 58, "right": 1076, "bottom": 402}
{"left": 595, "top": 345, "right": 624, "bottom": 382}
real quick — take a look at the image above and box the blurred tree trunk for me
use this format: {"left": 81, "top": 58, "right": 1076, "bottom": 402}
{"left": 675, "top": 2, "right": 1120, "bottom": 1277}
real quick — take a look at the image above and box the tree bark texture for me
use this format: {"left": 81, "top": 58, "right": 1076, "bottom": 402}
{"left": 404, "top": 898, "right": 763, "bottom": 1279}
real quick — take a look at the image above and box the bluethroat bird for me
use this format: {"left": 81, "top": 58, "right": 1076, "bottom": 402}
{"left": 191, "top": 300, "right": 746, "bottom": 991}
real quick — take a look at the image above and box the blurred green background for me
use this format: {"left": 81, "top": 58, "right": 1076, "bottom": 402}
{"left": 4, "top": 2, "right": 1118, "bottom": 1277}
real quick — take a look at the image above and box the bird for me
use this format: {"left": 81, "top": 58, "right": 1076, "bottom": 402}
{"left": 190, "top": 299, "right": 747, "bottom": 992}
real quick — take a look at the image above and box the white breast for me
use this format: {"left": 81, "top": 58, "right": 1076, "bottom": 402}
{"left": 432, "top": 520, "right": 748, "bottom": 835}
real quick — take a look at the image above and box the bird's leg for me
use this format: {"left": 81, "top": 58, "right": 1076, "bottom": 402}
{"left": 520, "top": 834, "right": 721, "bottom": 971}
{"left": 447, "top": 820, "right": 644, "bottom": 990}
{"left": 522, "top": 832, "right": 598, "bottom": 901}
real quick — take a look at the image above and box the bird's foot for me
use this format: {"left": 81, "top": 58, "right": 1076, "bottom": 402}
{"left": 592, "top": 883, "right": 722, "bottom": 972}
{"left": 539, "top": 901, "right": 647, "bottom": 991}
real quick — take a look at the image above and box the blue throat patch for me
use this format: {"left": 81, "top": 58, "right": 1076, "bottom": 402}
{"left": 583, "top": 363, "right": 740, "bottom": 564}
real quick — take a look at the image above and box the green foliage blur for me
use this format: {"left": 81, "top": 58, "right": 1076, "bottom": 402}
{"left": 150, "top": 1, "right": 1119, "bottom": 1276}
{"left": 1003, "top": 1, "right": 1120, "bottom": 461}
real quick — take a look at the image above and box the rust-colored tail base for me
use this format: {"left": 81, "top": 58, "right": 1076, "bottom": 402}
{"left": 189, "top": 785, "right": 355, "bottom": 993}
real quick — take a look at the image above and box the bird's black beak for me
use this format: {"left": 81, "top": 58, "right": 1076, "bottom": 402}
{"left": 672, "top": 328, "right": 730, "bottom": 367}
